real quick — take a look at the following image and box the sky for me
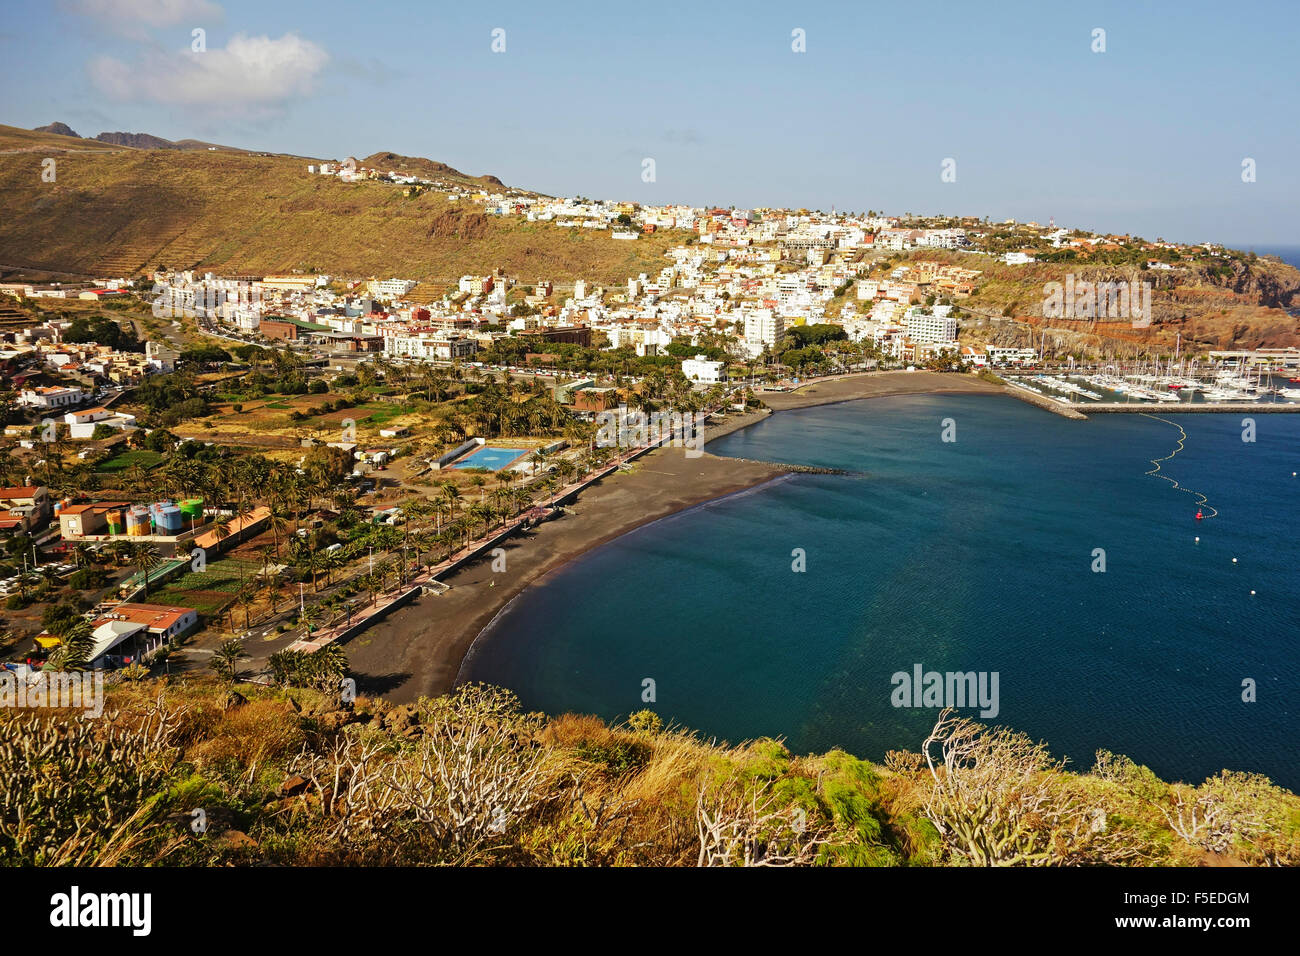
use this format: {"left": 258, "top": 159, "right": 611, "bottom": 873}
{"left": 2, "top": 0, "right": 1298, "bottom": 247}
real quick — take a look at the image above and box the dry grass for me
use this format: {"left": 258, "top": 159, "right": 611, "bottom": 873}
{"left": 0, "top": 142, "right": 689, "bottom": 284}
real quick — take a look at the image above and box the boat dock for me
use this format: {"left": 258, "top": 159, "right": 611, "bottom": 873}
{"left": 1004, "top": 388, "right": 1299, "bottom": 420}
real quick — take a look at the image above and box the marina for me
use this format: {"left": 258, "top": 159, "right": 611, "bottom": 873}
{"left": 1003, "top": 355, "right": 1300, "bottom": 417}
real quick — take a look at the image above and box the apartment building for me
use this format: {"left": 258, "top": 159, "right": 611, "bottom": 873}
{"left": 743, "top": 309, "right": 785, "bottom": 353}
{"left": 368, "top": 278, "right": 418, "bottom": 300}
{"left": 904, "top": 310, "right": 958, "bottom": 343}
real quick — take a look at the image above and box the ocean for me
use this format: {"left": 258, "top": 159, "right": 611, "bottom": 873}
{"left": 1248, "top": 245, "right": 1300, "bottom": 270}
{"left": 462, "top": 394, "right": 1300, "bottom": 789}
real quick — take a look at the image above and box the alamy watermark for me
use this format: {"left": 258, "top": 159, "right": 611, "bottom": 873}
{"left": 151, "top": 277, "right": 263, "bottom": 320}
{"left": 1, "top": 670, "right": 104, "bottom": 717}
{"left": 891, "top": 664, "right": 999, "bottom": 718}
{"left": 595, "top": 404, "right": 704, "bottom": 457}
{"left": 1042, "top": 275, "right": 1151, "bottom": 328}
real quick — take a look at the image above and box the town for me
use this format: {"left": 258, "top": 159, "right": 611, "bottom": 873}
{"left": 2, "top": 187, "right": 1298, "bottom": 684}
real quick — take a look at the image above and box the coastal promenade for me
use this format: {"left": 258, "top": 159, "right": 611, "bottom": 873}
{"left": 286, "top": 425, "right": 691, "bottom": 654}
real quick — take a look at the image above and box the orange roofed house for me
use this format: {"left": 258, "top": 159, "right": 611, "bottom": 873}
{"left": 0, "top": 485, "right": 51, "bottom": 534}
{"left": 84, "top": 603, "right": 199, "bottom": 667}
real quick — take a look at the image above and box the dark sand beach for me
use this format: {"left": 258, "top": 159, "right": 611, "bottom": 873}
{"left": 346, "top": 371, "right": 1003, "bottom": 702}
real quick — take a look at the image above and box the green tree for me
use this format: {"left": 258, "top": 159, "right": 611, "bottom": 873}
{"left": 209, "top": 638, "right": 247, "bottom": 683}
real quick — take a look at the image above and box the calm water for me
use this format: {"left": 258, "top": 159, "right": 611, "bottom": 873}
{"left": 463, "top": 394, "right": 1300, "bottom": 788}
{"left": 1247, "top": 245, "right": 1300, "bottom": 270}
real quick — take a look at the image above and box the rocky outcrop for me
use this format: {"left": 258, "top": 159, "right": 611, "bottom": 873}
{"left": 33, "top": 122, "right": 79, "bottom": 138}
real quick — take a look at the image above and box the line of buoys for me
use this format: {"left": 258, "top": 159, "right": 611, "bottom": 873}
{"left": 1140, "top": 414, "right": 1219, "bottom": 519}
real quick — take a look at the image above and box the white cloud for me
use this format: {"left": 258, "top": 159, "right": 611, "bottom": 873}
{"left": 65, "top": 0, "right": 223, "bottom": 27}
{"left": 90, "top": 32, "right": 328, "bottom": 109}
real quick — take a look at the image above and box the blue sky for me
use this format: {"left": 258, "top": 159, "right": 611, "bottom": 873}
{"left": 3, "top": 0, "right": 1297, "bottom": 247}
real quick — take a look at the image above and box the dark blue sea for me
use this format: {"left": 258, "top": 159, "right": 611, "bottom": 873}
{"left": 463, "top": 394, "right": 1300, "bottom": 788}
{"left": 1247, "top": 245, "right": 1300, "bottom": 270}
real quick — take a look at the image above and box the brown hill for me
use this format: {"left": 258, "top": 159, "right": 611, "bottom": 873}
{"left": 94, "top": 131, "right": 238, "bottom": 151}
{"left": 361, "top": 151, "right": 505, "bottom": 190}
{"left": 0, "top": 125, "right": 125, "bottom": 153}
{"left": 0, "top": 133, "right": 683, "bottom": 285}
{"left": 33, "top": 122, "right": 80, "bottom": 138}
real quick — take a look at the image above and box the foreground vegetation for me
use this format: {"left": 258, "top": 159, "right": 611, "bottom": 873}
{"left": 3, "top": 677, "right": 1296, "bottom": 867}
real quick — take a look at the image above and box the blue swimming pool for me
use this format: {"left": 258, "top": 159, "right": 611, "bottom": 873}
{"left": 453, "top": 447, "right": 527, "bottom": 470}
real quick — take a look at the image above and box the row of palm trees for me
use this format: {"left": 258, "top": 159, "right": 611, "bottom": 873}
{"left": 218, "top": 437, "right": 617, "bottom": 636}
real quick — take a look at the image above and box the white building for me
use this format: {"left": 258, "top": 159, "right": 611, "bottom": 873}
{"left": 63, "top": 407, "right": 137, "bottom": 439}
{"left": 985, "top": 346, "right": 1039, "bottom": 366}
{"left": 145, "top": 341, "right": 179, "bottom": 372}
{"left": 385, "top": 334, "right": 478, "bottom": 362}
{"left": 918, "top": 228, "right": 969, "bottom": 249}
{"left": 458, "top": 275, "right": 493, "bottom": 296}
{"left": 20, "top": 386, "right": 83, "bottom": 408}
{"left": 743, "top": 309, "right": 784, "bottom": 352}
{"left": 904, "top": 310, "right": 958, "bottom": 344}
{"left": 682, "top": 355, "right": 725, "bottom": 384}
{"left": 368, "top": 278, "right": 418, "bottom": 300}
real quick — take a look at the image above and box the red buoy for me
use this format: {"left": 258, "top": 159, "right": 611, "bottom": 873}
{"left": 1195, "top": 510, "right": 1203, "bottom": 520}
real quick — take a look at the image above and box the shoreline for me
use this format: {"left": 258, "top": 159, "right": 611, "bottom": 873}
{"left": 346, "top": 371, "right": 1003, "bottom": 704}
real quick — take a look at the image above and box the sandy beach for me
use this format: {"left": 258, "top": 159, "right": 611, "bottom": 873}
{"left": 347, "top": 416, "right": 785, "bottom": 702}
{"left": 347, "top": 371, "right": 1002, "bottom": 703}
{"left": 758, "top": 368, "right": 1002, "bottom": 410}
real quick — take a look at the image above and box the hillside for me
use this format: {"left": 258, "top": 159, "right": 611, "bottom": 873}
{"left": 361, "top": 151, "right": 505, "bottom": 189}
{"left": 33, "top": 122, "right": 79, "bottom": 137}
{"left": 0, "top": 125, "right": 126, "bottom": 153}
{"left": 0, "top": 132, "right": 685, "bottom": 284}
{"left": 4, "top": 676, "right": 1296, "bottom": 866}
{"left": 94, "top": 131, "right": 235, "bottom": 151}
{"left": 912, "top": 250, "right": 1300, "bottom": 352}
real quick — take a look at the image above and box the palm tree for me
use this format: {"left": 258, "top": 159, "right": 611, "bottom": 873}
{"left": 47, "top": 620, "right": 95, "bottom": 672}
{"left": 467, "top": 502, "right": 493, "bottom": 538}
{"left": 235, "top": 585, "right": 257, "bottom": 629}
{"left": 435, "top": 528, "right": 457, "bottom": 561}
{"left": 263, "top": 576, "right": 281, "bottom": 615}
{"left": 298, "top": 602, "right": 322, "bottom": 634}
{"left": 209, "top": 638, "right": 247, "bottom": 683}
{"left": 439, "top": 482, "right": 462, "bottom": 522}
{"left": 129, "top": 542, "right": 161, "bottom": 597}
{"left": 257, "top": 544, "right": 277, "bottom": 580}
{"left": 322, "top": 548, "right": 345, "bottom": 586}
{"left": 267, "top": 507, "right": 292, "bottom": 557}
{"left": 306, "top": 546, "right": 324, "bottom": 593}
{"left": 37, "top": 565, "right": 61, "bottom": 592}
{"left": 432, "top": 498, "right": 451, "bottom": 533}
{"left": 208, "top": 513, "right": 232, "bottom": 553}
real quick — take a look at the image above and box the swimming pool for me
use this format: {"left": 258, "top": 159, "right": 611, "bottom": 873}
{"left": 453, "top": 447, "right": 527, "bottom": 470}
